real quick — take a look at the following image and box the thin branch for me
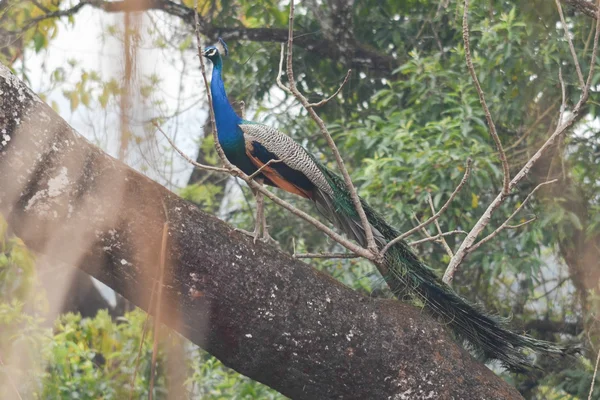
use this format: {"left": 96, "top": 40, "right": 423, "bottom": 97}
{"left": 505, "top": 216, "right": 537, "bottom": 230}
{"left": 414, "top": 213, "right": 435, "bottom": 240}
{"left": 247, "top": 159, "right": 283, "bottom": 180}
{"left": 462, "top": 0, "right": 510, "bottom": 195}
{"left": 293, "top": 252, "right": 359, "bottom": 259}
{"left": 427, "top": 194, "right": 454, "bottom": 257}
{"left": 531, "top": 276, "right": 570, "bottom": 300}
{"left": 468, "top": 180, "right": 557, "bottom": 254}
{"left": 149, "top": 222, "right": 169, "bottom": 400}
{"left": 556, "top": 0, "right": 586, "bottom": 88}
{"left": 579, "top": 0, "right": 600, "bottom": 106}
{"left": 276, "top": 44, "right": 293, "bottom": 95}
{"left": 444, "top": 1, "right": 600, "bottom": 284}
{"left": 284, "top": 0, "right": 378, "bottom": 254}
{"left": 18, "top": 1, "right": 86, "bottom": 30}
{"left": 380, "top": 158, "right": 472, "bottom": 256}
{"left": 249, "top": 178, "right": 374, "bottom": 260}
{"left": 409, "top": 230, "right": 468, "bottom": 246}
{"left": 589, "top": 346, "right": 600, "bottom": 400}
{"left": 506, "top": 100, "right": 559, "bottom": 151}
{"left": 308, "top": 69, "right": 352, "bottom": 108}
{"left": 154, "top": 121, "right": 229, "bottom": 173}
{"left": 30, "top": 0, "right": 51, "bottom": 13}
{"left": 559, "top": 66, "right": 567, "bottom": 126}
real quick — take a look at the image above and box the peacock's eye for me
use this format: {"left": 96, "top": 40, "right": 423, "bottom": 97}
{"left": 206, "top": 48, "right": 217, "bottom": 56}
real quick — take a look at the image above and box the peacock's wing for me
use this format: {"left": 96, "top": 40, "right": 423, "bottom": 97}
{"left": 238, "top": 122, "right": 333, "bottom": 199}
{"left": 238, "top": 122, "right": 376, "bottom": 244}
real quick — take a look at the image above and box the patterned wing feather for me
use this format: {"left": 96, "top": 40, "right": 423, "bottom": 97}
{"left": 245, "top": 140, "right": 314, "bottom": 198}
{"left": 239, "top": 123, "right": 333, "bottom": 195}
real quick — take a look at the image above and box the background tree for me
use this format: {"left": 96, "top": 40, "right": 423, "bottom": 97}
{"left": 0, "top": 0, "right": 599, "bottom": 398}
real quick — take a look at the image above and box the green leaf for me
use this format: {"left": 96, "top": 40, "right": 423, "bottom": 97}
{"left": 33, "top": 31, "right": 46, "bottom": 53}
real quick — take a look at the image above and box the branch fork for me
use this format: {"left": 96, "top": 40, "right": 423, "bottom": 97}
{"left": 442, "top": 0, "right": 600, "bottom": 284}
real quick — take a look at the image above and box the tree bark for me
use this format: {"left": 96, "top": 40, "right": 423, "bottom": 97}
{"left": 0, "top": 64, "right": 523, "bottom": 399}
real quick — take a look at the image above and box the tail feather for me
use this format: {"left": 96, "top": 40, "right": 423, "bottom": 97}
{"left": 311, "top": 165, "right": 579, "bottom": 372}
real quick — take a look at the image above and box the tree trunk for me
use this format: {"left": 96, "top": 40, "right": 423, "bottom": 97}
{"left": 0, "top": 64, "right": 523, "bottom": 399}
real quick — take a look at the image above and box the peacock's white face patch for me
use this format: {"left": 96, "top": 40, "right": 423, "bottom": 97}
{"left": 204, "top": 47, "right": 218, "bottom": 57}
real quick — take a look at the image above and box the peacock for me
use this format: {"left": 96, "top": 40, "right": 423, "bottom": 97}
{"left": 202, "top": 38, "right": 577, "bottom": 372}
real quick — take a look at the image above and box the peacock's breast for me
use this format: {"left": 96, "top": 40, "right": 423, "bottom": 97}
{"left": 219, "top": 138, "right": 257, "bottom": 176}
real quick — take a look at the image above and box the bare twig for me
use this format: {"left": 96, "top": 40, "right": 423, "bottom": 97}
{"left": 505, "top": 216, "right": 537, "bottom": 229}
{"left": 556, "top": 0, "right": 586, "bottom": 88}
{"left": 579, "top": 0, "right": 600, "bottom": 107}
{"left": 250, "top": 178, "right": 374, "bottom": 259}
{"left": 149, "top": 222, "right": 169, "bottom": 400}
{"left": 276, "top": 44, "right": 293, "bottom": 95}
{"left": 409, "top": 230, "right": 468, "bottom": 246}
{"left": 284, "top": 0, "right": 378, "bottom": 254}
{"left": 590, "top": 346, "right": 600, "bottom": 400}
{"left": 558, "top": 67, "right": 567, "bottom": 126}
{"left": 462, "top": 0, "right": 510, "bottom": 195}
{"left": 414, "top": 213, "right": 435, "bottom": 241}
{"left": 506, "top": 101, "right": 559, "bottom": 151}
{"left": 444, "top": 0, "right": 600, "bottom": 284}
{"left": 0, "top": 352, "right": 23, "bottom": 400}
{"left": 427, "top": 194, "right": 454, "bottom": 257}
{"left": 468, "top": 180, "right": 557, "bottom": 254}
{"left": 154, "top": 121, "right": 229, "bottom": 173}
{"left": 380, "top": 158, "right": 472, "bottom": 256}
{"left": 308, "top": 69, "right": 352, "bottom": 108}
{"left": 293, "top": 252, "right": 359, "bottom": 259}
{"left": 247, "top": 159, "right": 283, "bottom": 180}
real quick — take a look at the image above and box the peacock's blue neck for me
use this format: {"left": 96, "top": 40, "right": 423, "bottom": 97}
{"left": 210, "top": 59, "right": 242, "bottom": 148}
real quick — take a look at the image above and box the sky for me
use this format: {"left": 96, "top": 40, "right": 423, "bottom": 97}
{"left": 26, "top": 5, "right": 209, "bottom": 189}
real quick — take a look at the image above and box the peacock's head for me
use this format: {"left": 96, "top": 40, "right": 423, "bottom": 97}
{"left": 203, "top": 38, "right": 228, "bottom": 64}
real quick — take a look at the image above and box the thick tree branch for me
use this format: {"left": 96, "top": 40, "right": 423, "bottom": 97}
{"left": 0, "top": 64, "right": 523, "bottom": 399}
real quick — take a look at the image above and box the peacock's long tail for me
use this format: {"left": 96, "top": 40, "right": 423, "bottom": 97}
{"left": 312, "top": 162, "right": 578, "bottom": 372}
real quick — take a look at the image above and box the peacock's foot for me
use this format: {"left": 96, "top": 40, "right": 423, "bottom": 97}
{"left": 259, "top": 230, "right": 280, "bottom": 249}
{"left": 234, "top": 227, "right": 261, "bottom": 243}
{"left": 234, "top": 227, "right": 280, "bottom": 248}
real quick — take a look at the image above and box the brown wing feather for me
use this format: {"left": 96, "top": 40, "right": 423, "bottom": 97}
{"left": 245, "top": 141, "right": 312, "bottom": 199}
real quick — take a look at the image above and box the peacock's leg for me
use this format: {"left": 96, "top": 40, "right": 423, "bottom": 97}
{"left": 235, "top": 178, "right": 277, "bottom": 246}
{"left": 235, "top": 187, "right": 264, "bottom": 243}
{"left": 258, "top": 201, "right": 276, "bottom": 245}
{"left": 252, "top": 184, "right": 265, "bottom": 243}
{"left": 253, "top": 178, "right": 278, "bottom": 245}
